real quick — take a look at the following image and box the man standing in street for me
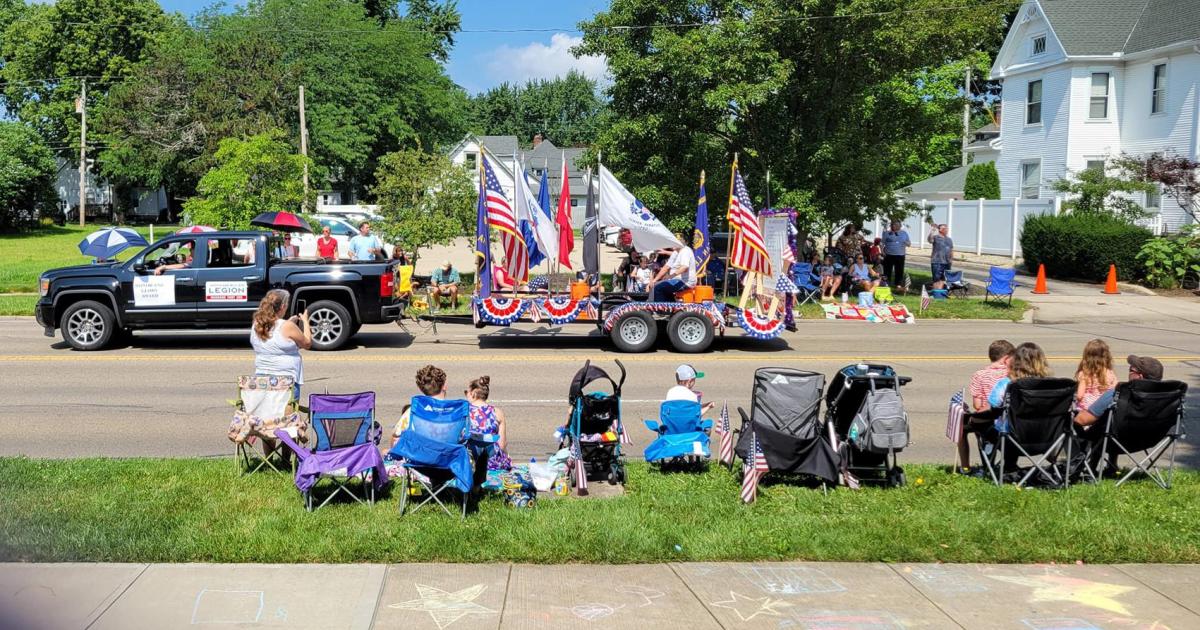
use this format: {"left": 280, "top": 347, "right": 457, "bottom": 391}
{"left": 348, "top": 221, "right": 382, "bottom": 261}
{"left": 927, "top": 222, "right": 954, "bottom": 289}
{"left": 881, "top": 220, "right": 911, "bottom": 293}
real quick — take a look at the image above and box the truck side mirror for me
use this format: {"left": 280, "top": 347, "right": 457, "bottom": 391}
{"left": 133, "top": 263, "right": 147, "bottom": 274}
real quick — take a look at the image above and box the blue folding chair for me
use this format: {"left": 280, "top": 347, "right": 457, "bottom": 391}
{"left": 791, "top": 262, "right": 822, "bottom": 308}
{"left": 389, "top": 396, "right": 474, "bottom": 518}
{"left": 945, "top": 270, "right": 970, "bottom": 298}
{"left": 984, "top": 266, "right": 1017, "bottom": 306}
{"left": 643, "top": 400, "right": 712, "bottom": 466}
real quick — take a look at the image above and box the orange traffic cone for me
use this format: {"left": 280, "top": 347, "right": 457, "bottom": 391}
{"left": 1032, "top": 264, "right": 1049, "bottom": 294}
{"left": 1103, "top": 264, "right": 1120, "bottom": 294}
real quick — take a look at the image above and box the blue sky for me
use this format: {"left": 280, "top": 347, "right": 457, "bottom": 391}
{"left": 156, "top": 0, "right": 609, "bottom": 94}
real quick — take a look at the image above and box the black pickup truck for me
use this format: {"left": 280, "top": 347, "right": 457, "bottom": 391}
{"left": 36, "top": 230, "right": 404, "bottom": 351}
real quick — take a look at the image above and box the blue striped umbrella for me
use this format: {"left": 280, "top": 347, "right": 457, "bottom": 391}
{"left": 78, "top": 227, "right": 148, "bottom": 260}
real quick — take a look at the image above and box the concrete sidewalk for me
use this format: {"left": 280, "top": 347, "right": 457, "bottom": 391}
{"left": 3, "top": 562, "right": 1197, "bottom": 629}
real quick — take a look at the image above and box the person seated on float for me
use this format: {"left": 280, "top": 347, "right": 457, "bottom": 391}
{"left": 648, "top": 244, "right": 697, "bottom": 302}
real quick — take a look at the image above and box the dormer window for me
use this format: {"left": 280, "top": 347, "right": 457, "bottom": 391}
{"left": 1031, "top": 35, "right": 1047, "bottom": 56}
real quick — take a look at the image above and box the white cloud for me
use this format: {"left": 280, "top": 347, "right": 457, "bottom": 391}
{"left": 484, "top": 33, "right": 608, "bottom": 87}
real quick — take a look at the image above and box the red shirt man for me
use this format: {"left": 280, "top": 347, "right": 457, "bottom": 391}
{"left": 316, "top": 226, "right": 338, "bottom": 258}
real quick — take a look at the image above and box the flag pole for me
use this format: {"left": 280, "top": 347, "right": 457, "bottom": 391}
{"left": 722, "top": 153, "right": 738, "bottom": 305}
{"left": 765, "top": 169, "right": 771, "bottom": 210}
{"left": 699, "top": 169, "right": 708, "bottom": 287}
{"left": 476, "top": 144, "right": 487, "bottom": 297}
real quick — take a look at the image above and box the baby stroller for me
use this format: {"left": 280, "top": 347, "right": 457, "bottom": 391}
{"left": 825, "top": 364, "right": 912, "bottom": 487}
{"left": 735, "top": 367, "right": 840, "bottom": 490}
{"left": 562, "top": 360, "right": 629, "bottom": 491}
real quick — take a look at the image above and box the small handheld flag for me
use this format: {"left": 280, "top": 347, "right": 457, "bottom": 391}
{"left": 716, "top": 401, "right": 733, "bottom": 466}
{"left": 740, "top": 429, "right": 769, "bottom": 503}
{"left": 920, "top": 285, "right": 931, "bottom": 312}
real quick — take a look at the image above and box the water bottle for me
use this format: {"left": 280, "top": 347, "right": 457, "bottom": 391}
{"left": 554, "top": 475, "right": 569, "bottom": 496}
{"left": 841, "top": 291, "right": 848, "bottom": 304}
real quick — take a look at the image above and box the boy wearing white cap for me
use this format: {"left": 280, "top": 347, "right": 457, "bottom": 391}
{"left": 666, "top": 364, "right": 715, "bottom": 413}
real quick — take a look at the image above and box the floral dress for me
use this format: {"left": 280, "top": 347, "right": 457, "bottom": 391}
{"left": 470, "top": 403, "right": 512, "bottom": 471}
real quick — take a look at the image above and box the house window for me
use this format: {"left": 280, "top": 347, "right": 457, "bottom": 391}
{"left": 1089, "top": 73, "right": 1110, "bottom": 119}
{"left": 1031, "top": 35, "right": 1046, "bottom": 56}
{"left": 1152, "top": 63, "right": 1167, "bottom": 114}
{"left": 570, "top": 199, "right": 579, "bottom": 207}
{"left": 1145, "top": 186, "right": 1161, "bottom": 211}
{"left": 1085, "top": 159, "right": 1105, "bottom": 173}
{"left": 1026, "top": 80, "right": 1043, "bottom": 125}
{"left": 465, "top": 152, "right": 477, "bottom": 170}
{"left": 1021, "top": 161, "right": 1041, "bottom": 199}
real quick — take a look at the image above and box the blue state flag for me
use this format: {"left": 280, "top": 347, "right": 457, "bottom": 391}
{"left": 693, "top": 173, "right": 712, "bottom": 280}
{"left": 475, "top": 168, "right": 492, "bottom": 298}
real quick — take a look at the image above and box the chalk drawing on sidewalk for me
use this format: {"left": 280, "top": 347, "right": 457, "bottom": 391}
{"left": 389, "top": 583, "right": 497, "bottom": 630}
{"left": 616, "top": 584, "right": 666, "bottom": 607}
{"left": 785, "top": 609, "right": 903, "bottom": 629}
{"left": 568, "top": 603, "right": 625, "bottom": 621}
{"left": 190, "top": 589, "right": 264, "bottom": 625}
{"left": 989, "top": 575, "right": 1136, "bottom": 616}
{"left": 904, "top": 566, "right": 988, "bottom": 593}
{"left": 737, "top": 566, "right": 846, "bottom": 595}
{"left": 711, "top": 591, "right": 792, "bottom": 622}
{"left": 1022, "top": 618, "right": 1103, "bottom": 630}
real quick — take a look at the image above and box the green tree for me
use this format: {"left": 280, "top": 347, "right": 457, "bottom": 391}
{"left": 963, "top": 162, "right": 1001, "bottom": 200}
{"left": 468, "top": 71, "right": 608, "bottom": 147}
{"left": 1052, "top": 161, "right": 1154, "bottom": 222}
{"left": 0, "top": 0, "right": 171, "bottom": 148}
{"left": 0, "top": 121, "right": 58, "bottom": 231}
{"left": 576, "top": 0, "right": 1011, "bottom": 228}
{"left": 372, "top": 148, "right": 475, "bottom": 261}
{"left": 182, "top": 130, "right": 311, "bottom": 230}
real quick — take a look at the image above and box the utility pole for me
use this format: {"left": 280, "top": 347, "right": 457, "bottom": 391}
{"left": 961, "top": 66, "right": 972, "bottom": 167}
{"left": 299, "top": 85, "right": 310, "bottom": 212}
{"left": 78, "top": 79, "right": 87, "bottom": 227}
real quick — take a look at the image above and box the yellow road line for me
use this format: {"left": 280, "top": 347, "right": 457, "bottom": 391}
{"left": 1, "top": 354, "right": 1198, "bottom": 363}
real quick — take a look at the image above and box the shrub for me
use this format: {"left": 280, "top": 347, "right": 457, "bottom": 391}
{"left": 1136, "top": 226, "right": 1200, "bottom": 289}
{"left": 1020, "top": 213, "right": 1151, "bottom": 282}
{"left": 963, "top": 162, "right": 1000, "bottom": 200}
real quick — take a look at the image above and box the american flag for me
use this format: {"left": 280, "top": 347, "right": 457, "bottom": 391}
{"left": 571, "top": 439, "right": 588, "bottom": 495}
{"left": 727, "top": 166, "right": 772, "bottom": 275}
{"left": 920, "top": 285, "right": 931, "bottom": 312}
{"left": 715, "top": 401, "right": 734, "bottom": 466}
{"left": 946, "top": 389, "right": 965, "bottom": 442}
{"left": 740, "top": 428, "right": 769, "bottom": 503}
{"left": 482, "top": 156, "right": 528, "bottom": 282}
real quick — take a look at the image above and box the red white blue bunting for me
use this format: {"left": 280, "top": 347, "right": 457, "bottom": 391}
{"left": 474, "top": 296, "right": 529, "bottom": 326}
{"left": 601, "top": 302, "right": 724, "bottom": 333}
{"left": 736, "top": 307, "right": 785, "bottom": 339}
{"left": 534, "top": 296, "right": 587, "bottom": 325}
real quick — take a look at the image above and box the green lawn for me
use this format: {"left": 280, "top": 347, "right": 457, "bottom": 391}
{"left": 0, "top": 295, "right": 38, "bottom": 316}
{"left": 1, "top": 458, "right": 1196, "bottom": 564}
{"left": 0, "top": 224, "right": 170, "bottom": 293}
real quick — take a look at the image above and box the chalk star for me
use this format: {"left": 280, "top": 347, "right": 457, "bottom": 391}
{"left": 711, "top": 590, "right": 792, "bottom": 622}
{"left": 989, "top": 574, "right": 1136, "bottom": 616}
{"left": 389, "top": 583, "right": 497, "bottom": 630}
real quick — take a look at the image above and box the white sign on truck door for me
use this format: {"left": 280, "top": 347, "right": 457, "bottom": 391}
{"left": 133, "top": 275, "right": 176, "bottom": 306}
{"left": 205, "top": 281, "right": 248, "bottom": 302}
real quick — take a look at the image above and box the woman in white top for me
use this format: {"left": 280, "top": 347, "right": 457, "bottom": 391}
{"left": 250, "top": 289, "right": 311, "bottom": 396}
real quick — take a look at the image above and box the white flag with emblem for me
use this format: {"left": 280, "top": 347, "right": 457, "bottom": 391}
{"left": 597, "top": 165, "right": 683, "bottom": 252}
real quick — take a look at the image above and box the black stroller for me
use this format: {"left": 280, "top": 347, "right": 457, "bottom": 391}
{"left": 563, "top": 360, "right": 628, "bottom": 490}
{"left": 825, "top": 364, "right": 912, "bottom": 487}
{"left": 735, "top": 367, "right": 840, "bottom": 489}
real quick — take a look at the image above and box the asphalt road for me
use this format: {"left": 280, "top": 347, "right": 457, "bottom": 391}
{"left": 1, "top": 317, "right": 1197, "bottom": 467}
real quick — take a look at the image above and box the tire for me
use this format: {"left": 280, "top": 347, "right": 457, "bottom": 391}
{"left": 60, "top": 300, "right": 116, "bottom": 351}
{"left": 666, "top": 310, "right": 714, "bottom": 353}
{"left": 610, "top": 310, "right": 657, "bottom": 353}
{"left": 307, "top": 300, "right": 353, "bottom": 350}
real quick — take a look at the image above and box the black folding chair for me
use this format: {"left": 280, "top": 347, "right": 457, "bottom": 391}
{"left": 978, "top": 378, "right": 1076, "bottom": 488}
{"left": 1097, "top": 380, "right": 1188, "bottom": 488}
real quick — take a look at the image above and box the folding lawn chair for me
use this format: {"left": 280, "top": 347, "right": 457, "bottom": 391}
{"left": 643, "top": 400, "right": 712, "bottom": 467}
{"left": 791, "top": 262, "right": 822, "bottom": 308}
{"left": 978, "top": 377, "right": 1076, "bottom": 488}
{"left": 389, "top": 396, "right": 474, "bottom": 519}
{"left": 983, "top": 267, "right": 1017, "bottom": 306}
{"left": 274, "top": 391, "right": 385, "bottom": 511}
{"left": 945, "top": 270, "right": 970, "bottom": 298}
{"left": 228, "top": 375, "right": 307, "bottom": 475}
{"left": 1096, "top": 380, "right": 1188, "bottom": 488}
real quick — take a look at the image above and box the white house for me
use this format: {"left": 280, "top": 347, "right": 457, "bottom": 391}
{"left": 991, "top": 0, "right": 1200, "bottom": 232}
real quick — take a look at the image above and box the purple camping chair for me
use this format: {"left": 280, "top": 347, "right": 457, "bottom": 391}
{"left": 274, "top": 392, "right": 387, "bottom": 512}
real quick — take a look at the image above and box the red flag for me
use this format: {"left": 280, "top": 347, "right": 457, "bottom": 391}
{"left": 556, "top": 151, "right": 574, "bottom": 269}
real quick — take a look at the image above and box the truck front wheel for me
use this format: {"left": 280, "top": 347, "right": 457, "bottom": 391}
{"left": 610, "top": 310, "right": 657, "bottom": 353}
{"left": 307, "top": 300, "right": 353, "bottom": 350}
{"left": 61, "top": 300, "right": 116, "bottom": 351}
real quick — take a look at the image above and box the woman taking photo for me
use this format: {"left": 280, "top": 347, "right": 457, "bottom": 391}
{"left": 250, "top": 289, "right": 311, "bottom": 397}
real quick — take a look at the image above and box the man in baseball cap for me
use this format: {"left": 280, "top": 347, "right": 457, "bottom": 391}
{"left": 1075, "top": 354, "right": 1163, "bottom": 427}
{"left": 665, "top": 364, "right": 714, "bottom": 413}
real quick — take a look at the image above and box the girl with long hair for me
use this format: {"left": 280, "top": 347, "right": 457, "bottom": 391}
{"left": 1074, "top": 339, "right": 1117, "bottom": 412}
{"left": 466, "top": 375, "right": 511, "bottom": 471}
{"left": 987, "top": 342, "right": 1051, "bottom": 408}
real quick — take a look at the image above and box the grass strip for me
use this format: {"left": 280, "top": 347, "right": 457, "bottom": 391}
{"left": 0, "top": 295, "right": 37, "bottom": 316}
{"left": 1, "top": 458, "right": 1195, "bottom": 564}
{"left": 0, "top": 224, "right": 168, "bottom": 293}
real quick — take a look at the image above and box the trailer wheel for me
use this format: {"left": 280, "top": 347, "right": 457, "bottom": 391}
{"left": 610, "top": 310, "right": 657, "bottom": 353}
{"left": 667, "top": 311, "right": 714, "bottom": 353}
